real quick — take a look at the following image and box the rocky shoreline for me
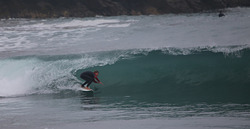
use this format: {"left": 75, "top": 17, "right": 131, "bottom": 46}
{"left": 0, "top": 0, "right": 250, "bottom": 18}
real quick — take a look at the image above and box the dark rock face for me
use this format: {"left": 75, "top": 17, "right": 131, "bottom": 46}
{"left": 0, "top": 0, "right": 250, "bottom": 18}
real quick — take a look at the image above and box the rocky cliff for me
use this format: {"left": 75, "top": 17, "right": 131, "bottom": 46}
{"left": 0, "top": 0, "right": 250, "bottom": 18}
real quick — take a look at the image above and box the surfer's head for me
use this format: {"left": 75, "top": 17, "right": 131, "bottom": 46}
{"left": 94, "top": 70, "right": 99, "bottom": 76}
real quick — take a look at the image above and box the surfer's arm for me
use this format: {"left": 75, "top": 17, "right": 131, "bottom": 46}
{"left": 93, "top": 77, "right": 103, "bottom": 85}
{"left": 93, "top": 77, "right": 100, "bottom": 83}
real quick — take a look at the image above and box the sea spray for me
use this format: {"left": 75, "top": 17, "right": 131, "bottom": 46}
{"left": 0, "top": 58, "right": 38, "bottom": 96}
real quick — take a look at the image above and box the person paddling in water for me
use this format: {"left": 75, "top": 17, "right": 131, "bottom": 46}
{"left": 80, "top": 70, "right": 103, "bottom": 90}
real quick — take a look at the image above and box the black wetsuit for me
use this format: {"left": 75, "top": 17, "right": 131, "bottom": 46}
{"left": 80, "top": 71, "right": 100, "bottom": 87}
{"left": 219, "top": 12, "right": 225, "bottom": 17}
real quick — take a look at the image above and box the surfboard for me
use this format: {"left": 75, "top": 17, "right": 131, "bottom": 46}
{"left": 79, "top": 87, "right": 94, "bottom": 97}
{"left": 80, "top": 87, "right": 93, "bottom": 92}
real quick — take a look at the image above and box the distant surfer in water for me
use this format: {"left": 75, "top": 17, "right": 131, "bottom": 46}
{"left": 80, "top": 70, "right": 103, "bottom": 90}
{"left": 218, "top": 11, "right": 225, "bottom": 17}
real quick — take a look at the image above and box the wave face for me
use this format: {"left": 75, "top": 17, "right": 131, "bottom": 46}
{"left": 93, "top": 47, "right": 250, "bottom": 103}
{"left": 1, "top": 47, "right": 250, "bottom": 103}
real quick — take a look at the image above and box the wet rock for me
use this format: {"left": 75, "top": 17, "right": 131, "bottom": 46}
{"left": 0, "top": 0, "right": 249, "bottom": 18}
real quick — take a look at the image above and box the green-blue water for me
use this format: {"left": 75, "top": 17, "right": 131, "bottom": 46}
{"left": 1, "top": 47, "right": 249, "bottom": 103}
{"left": 84, "top": 48, "right": 250, "bottom": 104}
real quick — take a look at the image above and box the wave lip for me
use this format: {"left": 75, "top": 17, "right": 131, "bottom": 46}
{"left": 160, "top": 45, "right": 250, "bottom": 56}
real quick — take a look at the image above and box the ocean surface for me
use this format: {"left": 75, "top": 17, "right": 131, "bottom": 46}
{"left": 1, "top": 7, "right": 250, "bottom": 129}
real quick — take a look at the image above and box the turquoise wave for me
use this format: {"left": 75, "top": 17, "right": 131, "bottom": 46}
{"left": 1, "top": 46, "right": 250, "bottom": 103}
{"left": 76, "top": 47, "right": 250, "bottom": 103}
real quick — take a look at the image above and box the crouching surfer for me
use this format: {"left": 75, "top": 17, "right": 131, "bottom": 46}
{"left": 80, "top": 70, "right": 103, "bottom": 90}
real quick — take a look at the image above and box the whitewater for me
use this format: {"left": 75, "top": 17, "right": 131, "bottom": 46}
{"left": 0, "top": 7, "right": 250, "bottom": 129}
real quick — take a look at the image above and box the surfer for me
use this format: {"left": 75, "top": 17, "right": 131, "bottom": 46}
{"left": 80, "top": 70, "right": 103, "bottom": 90}
{"left": 218, "top": 11, "right": 225, "bottom": 17}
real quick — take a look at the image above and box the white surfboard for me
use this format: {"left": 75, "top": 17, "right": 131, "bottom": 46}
{"left": 79, "top": 87, "right": 93, "bottom": 92}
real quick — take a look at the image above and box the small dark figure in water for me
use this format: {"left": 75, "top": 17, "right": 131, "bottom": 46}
{"left": 218, "top": 11, "right": 225, "bottom": 17}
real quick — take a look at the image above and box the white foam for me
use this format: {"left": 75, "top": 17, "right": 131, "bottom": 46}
{"left": 0, "top": 59, "right": 38, "bottom": 97}
{"left": 4, "top": 19, "right": 129, "bottom": 31}
{"left": 1, "top": 7, "right": 250, "bottom": 57}
{"left": 0, "top": 51, "right": 127, "bottom": 97}
{"left": 56, "top": 19, "right": 121, "bottom": 28}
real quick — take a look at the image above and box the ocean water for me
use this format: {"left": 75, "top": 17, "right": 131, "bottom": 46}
{"left": 1, "top": 7, "right": 250, "bottom": 129}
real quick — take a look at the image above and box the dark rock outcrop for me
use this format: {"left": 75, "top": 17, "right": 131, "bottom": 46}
{"left": 0, "top": 0, "right": 250, "bottom": 18}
